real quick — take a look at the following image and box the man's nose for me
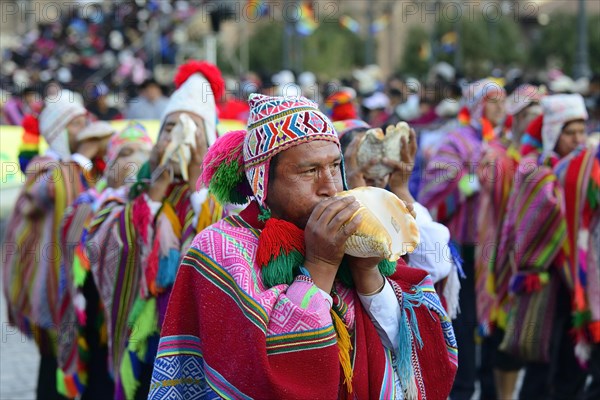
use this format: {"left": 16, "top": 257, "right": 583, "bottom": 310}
{"left": 317, "top": 169, "right": 339, "bottom": 197}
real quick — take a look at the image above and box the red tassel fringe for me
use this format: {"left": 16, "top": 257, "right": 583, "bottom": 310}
{"left": 174, "top": 60, "right": 225, "bottom": 100}
{"left": 146, "top": 238, "right": 160, "bottom": 296}
{"left": 132, "top": 195, "right": 152, "bottom": 245}
{"left": 256, "top": 218, "right": 305, "bottom": 268}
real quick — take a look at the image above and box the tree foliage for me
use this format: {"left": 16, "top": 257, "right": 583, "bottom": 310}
{"left": 530, "top": 14, "right": 600, "bottom": 75}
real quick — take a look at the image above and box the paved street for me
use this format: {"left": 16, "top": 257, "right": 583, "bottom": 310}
{"left": 0, "top": 219, "right": 39, "bottom": 400}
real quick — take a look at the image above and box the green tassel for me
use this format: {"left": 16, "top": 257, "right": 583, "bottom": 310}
{"left": 258, "top": 207, "right": 272, "bottom": 222}
{"left": 336, "top": 258, "right": 397, "bottom": 288}
{"left": 56, "top": 368, "right": 67, "bottom": 397}
{"left": 128, "top": 298, "right": 158, "bottom": 355}
{"left": 127, "top": 297, "right": 147, "bottom": 328}
{"left": 262, "top": 250, "right": 303, "bottom": 288}
{"left": 208, "top": 160, "right": 248, "bottom": 205}
{"left": 73, "top": 255, "right": 87, "bottom": 288}
{"left": 378, "top": 259, "right": 397, "bottom": 276}
{"left": 129, "top": 162, "right": 151, "bottom": 200}
{"left": 119, "top": 351, "right": 139, "bottom": 400}
{"left": 588, "top": 180, "right": 599, "bottom": 209}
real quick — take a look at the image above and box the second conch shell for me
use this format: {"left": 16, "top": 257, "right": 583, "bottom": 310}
{"left": 336, "top": 186, "right": 420, "bottom": 261}
{"left": 159, "top": 113, "right": 197, "bottom": 181}
{"left": 356, "top": 122, "right": 411, "bottom": 179}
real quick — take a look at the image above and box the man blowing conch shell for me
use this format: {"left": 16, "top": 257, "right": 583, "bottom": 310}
{"left": 148, "top": 94, "right": 457, "bottom": 399}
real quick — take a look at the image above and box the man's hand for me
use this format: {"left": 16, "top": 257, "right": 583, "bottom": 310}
{"left": 76, "top": 137, "right": 108, "bottom": 160}
{"left": 304, "top": 196, "right": 362, "bottom": 292}
{"left": 188, "top": 127, "right": 208, "bottom": 192}
{"left": 385, "top": 128, "right": 417, "bottom": 203}
{"left": 147, "top": 140, "right": 172, "bottom": 201}
{"left": 344, "top": 135, "right": 377, "bottom": 189}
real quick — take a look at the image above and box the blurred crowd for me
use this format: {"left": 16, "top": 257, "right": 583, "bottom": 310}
{"left": 0, "top": 0, "right": 196, "bottom": 125}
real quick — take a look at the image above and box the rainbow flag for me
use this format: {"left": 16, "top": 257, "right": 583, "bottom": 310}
{"left": 340, "top": 15, "right": 360, "bottom": 34}
{"left": 296, "top": 1, "right": 318, "bottom": 36}
{"left": 370, "top": 14, "right": 390, "bottom": 34}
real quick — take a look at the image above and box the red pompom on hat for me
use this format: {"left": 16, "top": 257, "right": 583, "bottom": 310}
{"left": 173, "top": 60, "right": 225, "bottom": 101}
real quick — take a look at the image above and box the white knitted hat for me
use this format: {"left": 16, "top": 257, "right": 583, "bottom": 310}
{"left": 39, "top": 91, "right": 87, "bottom": 160}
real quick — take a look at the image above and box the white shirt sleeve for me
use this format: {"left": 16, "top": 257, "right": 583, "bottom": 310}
{"left": 358, "top": 280, "right": 401, "bottom": 351}
{"left": 71, "top": 153, "right": 94, "bottom": 172}
{"left": 409, "top": 202, "right": 453, "bottom": 283}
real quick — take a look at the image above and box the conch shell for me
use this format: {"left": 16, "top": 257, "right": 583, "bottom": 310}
{"left": 159, "top": 113, "right": 197, "bottom": 181}
{"left": 336, "top": 186, "right": 420, "bottom": 261}
{"left": 356, "top": 122, "right": 410, "bottom": 179}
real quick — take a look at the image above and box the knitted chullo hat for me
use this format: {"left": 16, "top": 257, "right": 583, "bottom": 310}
{"left": 105, "top": 121, "right": 153, "bottom": 168}
{"left": 39, "top": 93, "right": 87, "bottom": 160}
{"left": 18, "top": 93, "right": 87, "bottom": 170}
{"left": 540, "top": 94, "right": 588, "bottom": 154}
{"left": 506, "top": 84, "right": 545, "bottom": 116}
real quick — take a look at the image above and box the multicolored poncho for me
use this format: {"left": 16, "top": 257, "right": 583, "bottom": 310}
{"left": 497, "top": 143, "right": 600, "bottom": 361}
{"left": 148, "top": 202, "right": 458, "bottom": 399}
{"left": 3, "top": 156, "right": 93, "bottom": 338}
{"left": 418, "top": 125, "right": 484, "bottom": 245}
{"left": 85, "top": 182, "right": 224, "bottom": 399}
{"left": 475, "top": 141, "right": 521, "bottom": 335}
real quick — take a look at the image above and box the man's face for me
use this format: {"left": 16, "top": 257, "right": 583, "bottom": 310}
{"left": 266, "top": 140, "right": 343, "bottom": 229}
{"left": 106, "top": 142, "right": 152, "bottom": 188}
{"left": 67, "top": 115, "right": 88, "bottom": 152}
{"left": 144, "top": 84, "right": 162, "bottom": 102}
{"left": 513, "top": 104, "right": 542, "bottom": 139}
{"left": 484, "top": 97, "right": 506, "bottom": 127}
{"left": 555, "top": 120, "right": 587, "bottom": 158}
{"left": 156, "top": 112, "right": 207, "bottom": 177}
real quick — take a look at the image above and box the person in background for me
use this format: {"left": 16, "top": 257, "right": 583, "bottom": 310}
{"left": 125, "top": 78, "right": 169, "bottom": 120}
{"left": 57, "top": 122, "right": 153, "bottom": 399}
{"left": 2, "top": 96, "right": 109, "bottom": 400}
{"left": 325, "top": 87, "right": 359, "bottom": 122}
{"left": 419, "top": 79, "right": 507, "bottom": 400}
{"left": 497, "top": 94, "right": 597, "bottom": 400}
{"left": 87, "top": 82, "right": 123, "bottom": 121}
{"left": 3, "top": 86, "right": 42, "bottom": 126}
{"left": 474, "top": 84, "right": 544, "bottom": 400}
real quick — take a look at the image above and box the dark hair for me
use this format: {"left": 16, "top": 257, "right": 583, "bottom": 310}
{"left": 139, "top": 78, "right": 162, "bottom": 91}
{"left": 339, "top": 128, "right": 367, "bottom": 155}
